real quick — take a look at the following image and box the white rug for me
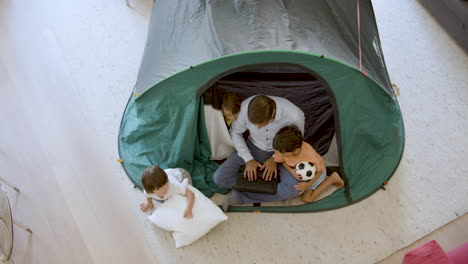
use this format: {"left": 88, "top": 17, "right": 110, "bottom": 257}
{"left": 46, "top": 0, "right": 468, "bottom": 263}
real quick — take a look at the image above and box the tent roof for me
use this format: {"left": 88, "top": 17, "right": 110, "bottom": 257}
{"left": 134, "top": 0, "right": 391, "bottom": 95}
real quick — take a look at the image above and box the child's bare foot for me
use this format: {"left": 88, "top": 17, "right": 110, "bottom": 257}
{"left": 330, "top": 172, "right": 344, "bottom": 188}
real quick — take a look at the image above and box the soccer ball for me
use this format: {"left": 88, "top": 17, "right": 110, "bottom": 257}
{"left": 295, "top": 161, "right": 316, "bottom": 181}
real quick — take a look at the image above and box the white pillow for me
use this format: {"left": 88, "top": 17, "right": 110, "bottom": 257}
{"left": 204, "top": 105, "right": 235, "bottom": 160}
{"left": 148, "top": 186, "right": 228, "bottom": 248}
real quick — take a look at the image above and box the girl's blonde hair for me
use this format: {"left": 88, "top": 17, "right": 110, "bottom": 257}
{"left": 221, "top": 91, "right": 242, "bottom": 114}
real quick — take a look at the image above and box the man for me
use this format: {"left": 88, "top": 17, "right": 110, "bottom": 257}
{"left": 213, "top": 95, "right": 305, "bottom": 211}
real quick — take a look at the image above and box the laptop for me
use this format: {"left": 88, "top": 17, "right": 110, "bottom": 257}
{"left": 232, "top": 166, "right": 279, "bottom": 194}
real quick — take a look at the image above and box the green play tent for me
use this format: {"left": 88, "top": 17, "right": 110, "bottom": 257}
{"left": 118, "top": 0, "right": 404, "bottom": 213}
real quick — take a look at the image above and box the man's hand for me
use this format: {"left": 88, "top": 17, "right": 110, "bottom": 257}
{"left": 184, "top": 208, "right": 193, "bottom": 219}
{"left": 262, "top": 157, "right": 278, "bottom": 181}
{"left": 245, "top": 160, "right": 262, "bottom": 181}
{"left": 140, "top": 201, "right": 153, "bottom": 212}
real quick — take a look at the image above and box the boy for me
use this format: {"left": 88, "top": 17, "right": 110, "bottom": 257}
{"left": 272, "top": 125, "right": 344, "bottom": 203}
{"left": 140, "top": 166, "right": 195, "bottom": 219}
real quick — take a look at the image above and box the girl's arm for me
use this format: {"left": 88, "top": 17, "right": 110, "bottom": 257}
{"left": 183, "top": 188, "right": 195, "bottom": 219}
{"left": 140, "top": 197, "right": 154, "bottom": 212}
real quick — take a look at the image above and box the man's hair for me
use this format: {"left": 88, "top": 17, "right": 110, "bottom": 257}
{"left": 248, "top": 95, "right": 276, "bottom": 124}
{"left": 221, "top": 91, "right": 242, "bottom": 114}
{"left": 273, "top": 125, "right": 303, "bottom": 153}
{"left": 141, "top": 165, "right": 168, "bottom": 193}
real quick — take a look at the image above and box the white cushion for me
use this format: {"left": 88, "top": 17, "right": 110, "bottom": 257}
{"left": 204, "top": 105, "right": 235, "bottom": 160}
{"left": 148, "top": 186, "right": 228, "bottom": 248}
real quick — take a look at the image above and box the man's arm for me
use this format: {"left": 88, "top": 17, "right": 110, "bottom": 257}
{"left": 231, "top": 100, "right": 262, "bottom": 180}
{"left": 230, "top": 108, "right": 254, "bottom": 163}
{"left": 297, "top": 114, "right": 305, "bottom": 136}
{"left": 281, "top": 97, "right": 305, "bottom": 134}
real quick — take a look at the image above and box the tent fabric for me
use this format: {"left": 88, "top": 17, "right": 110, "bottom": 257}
{"left": 134, "top": 0, "right": 391, "bottom": 96}
{"left": 119, "top": 51, "right": 404, "bottom": 212}
{"left": 118, "top": 0, "right": 405, "bottom": 212}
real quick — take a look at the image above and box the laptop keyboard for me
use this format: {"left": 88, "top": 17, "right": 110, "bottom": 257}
{"left": 232, "top": 166, "right": 279, "bottom": 194}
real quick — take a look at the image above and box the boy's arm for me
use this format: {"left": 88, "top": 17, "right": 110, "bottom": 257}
{"left": 314, "top": 156, "right": 325, "bottom": 176}
{"left": 294, "top": 173, "right": 320, "bottom": 194}
{"left": 295, "top": 166, "right": 324, "bottom": 193}
{"left": 286, "top": 162, "right": 319, "bottom": 187}
{"left": 283, "top": 162, "right": 301, "bottom": 181}
{"left": 308, "top": 146, "right": 325, "bottom": 176}
{"left": 300, "top": 173, "right": 321, "bottom": 188}
{"left": 183, "top": 188, "right": 195, "bottom": 219}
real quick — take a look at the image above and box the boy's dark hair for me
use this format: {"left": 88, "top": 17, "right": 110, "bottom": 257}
{"left": 141, "top": 166, "right": 168, "bottom": 193}
{"left": 221, "top": 91, "right": 242, "bottom": 114}
{"left": 248, "top": 95, "right": 276, "bottom": 124}
{"left": 273, "top": 125, "right": 303, "bottom": 153}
